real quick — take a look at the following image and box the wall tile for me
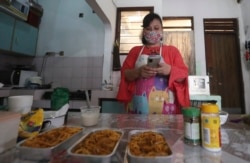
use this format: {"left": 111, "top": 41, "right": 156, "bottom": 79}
{"left": 86, "top": 57, "right": 94, "bottom": 67}
{"left": 1, "top": 55, "right": 105, "bottom": 91}
{"left": 86, "top": 68, "right": 94, "bottom": 78}
{"left": 72, "top": 67, "right": 83, "bottom": 77}
{"left": 70, "top": 77, "right": 82, "bottom": 90}
{"left": 93, "top": 56, "right": 103, "bottom": 67}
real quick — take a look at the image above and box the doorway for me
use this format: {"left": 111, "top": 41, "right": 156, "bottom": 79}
{"left": 204, "top": 18, "right": 245, "bottom": 114}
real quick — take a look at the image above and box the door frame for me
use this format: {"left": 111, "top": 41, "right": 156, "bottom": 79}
{"left": 204, "top": 18, "right": 245, "bottom": 114}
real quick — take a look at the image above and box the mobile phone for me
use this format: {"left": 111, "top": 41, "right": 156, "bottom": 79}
{"left": 147, "top": 55, "right": 161, "bottom": 68}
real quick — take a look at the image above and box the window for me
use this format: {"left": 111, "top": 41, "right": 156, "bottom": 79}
{"left": 162, "top": 17, "right": 193, "bottom": 31}
{"left": 162, "top": 17, "right": 195, "bottom": 74}
{"left": 115, "top": 7, "right": 153, "bottom": 55}
{"left": 204, "top": 18, "right": 237, "bottom": 33}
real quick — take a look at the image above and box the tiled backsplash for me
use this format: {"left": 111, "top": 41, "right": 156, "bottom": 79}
{"left": 33, "top": 56, "right": 104, "bottom": 90}
{"left": 0, "top": 53, "right": 125, "bottom": 91}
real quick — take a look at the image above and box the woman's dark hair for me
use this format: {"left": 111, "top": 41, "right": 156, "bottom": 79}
{"left": 141, "top": 13, "right": 163, "bottom": 44}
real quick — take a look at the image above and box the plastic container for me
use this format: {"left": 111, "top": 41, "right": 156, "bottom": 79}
{"left": 219, "top": 110, "right": 229, "bottom": 125}
{"left": 182, "top": 107, "right": 201, "bottom": 146}
{"left": 0, "top": 111, "right": 21, "bottom": 153}
{"left": 80, "top": 106, "right": 100, "bottom": 126}
{"left": 200, "top": 103, "right": 221, "bottom": 152}
{"left": 7, "top": 95, "right": 33, "bottom": 114}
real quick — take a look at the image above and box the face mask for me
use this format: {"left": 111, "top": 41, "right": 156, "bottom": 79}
{"left": 144, "top": 31, "right": 163, "bottom": 44}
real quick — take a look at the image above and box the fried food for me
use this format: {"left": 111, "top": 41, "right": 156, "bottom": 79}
{"left": 72, "top": 129, "right": 122, "bottom": 155}
{"left": 128, "top": 131, "right": 171, "bottom": 157}
{"left": 21, "top": 126, "right": 82, "bottom": 148}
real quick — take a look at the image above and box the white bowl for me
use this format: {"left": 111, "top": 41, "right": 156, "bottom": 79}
{"left": 80, "top": 106, "right": 100, "bottom": 126}
{"left": 219, "top": 111, "right": 229, "bottom": 125}
{"left": 41, "top": 115, "right": 66, "bottom": 131}
{"left": 7, "top": 95, "right": 33, "bottom": 114}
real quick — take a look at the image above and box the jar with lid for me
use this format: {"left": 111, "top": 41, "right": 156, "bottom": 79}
{"left": 182, "top": 107, "right": 201, "bottom": 146}
{"left": 200, "top": 103, "right": 221, "bottom": 152}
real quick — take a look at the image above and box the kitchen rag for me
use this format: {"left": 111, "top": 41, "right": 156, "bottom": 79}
{"left": 51, "top": 87, "right": 70, "bottom": 110}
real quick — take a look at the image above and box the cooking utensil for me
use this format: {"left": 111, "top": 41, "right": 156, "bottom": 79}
{"left": 84, "top": 90, "right": 91, "bottom": 108}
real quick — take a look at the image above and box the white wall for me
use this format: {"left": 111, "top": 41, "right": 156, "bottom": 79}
{"left": 241, "top": 0, "right": 250, "bottom": 40}
{"left": 240, "top": 0, "right": 250, "bottom": 114}
{"left": 86, "top": 0, "right": 117, "bottom": 83}
{"left": 114, "top": 0, "right": 162, "bottom": 14}
{"left": 36, "top": 0, "right": 104, "bottom": 57}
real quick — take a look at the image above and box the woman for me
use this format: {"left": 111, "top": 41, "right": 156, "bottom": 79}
{"left": 117, "top": 13, "right": 190, "bottom": 114}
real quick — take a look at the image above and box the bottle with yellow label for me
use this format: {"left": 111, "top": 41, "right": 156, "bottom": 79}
{"left": 201, "top": 103, "right": 221, "bottom": 152}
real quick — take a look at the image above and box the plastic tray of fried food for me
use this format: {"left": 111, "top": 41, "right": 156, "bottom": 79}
{"left": 16, "top": 126, "right": 84, "bottom": 161}
{"left": 127, "top": 130, "right": 173, "bottom": 163}
{"left": 67, "top": 128, "right": 124, "bottom": 163}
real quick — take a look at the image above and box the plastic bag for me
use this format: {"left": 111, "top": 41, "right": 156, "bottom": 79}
{"left": 51, "top": 87, "right": 70, "bottom": 110}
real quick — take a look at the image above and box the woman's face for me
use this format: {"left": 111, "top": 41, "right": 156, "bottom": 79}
{"left": 144, "top": 19, "right": 163, "bottom": 32}
{"left": 143, "top": 19, "right": 163, "bottom": 45}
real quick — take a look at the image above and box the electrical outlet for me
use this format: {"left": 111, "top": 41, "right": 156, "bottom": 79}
{"left": 79, "top": 13, "right": 84, "bottom": 18}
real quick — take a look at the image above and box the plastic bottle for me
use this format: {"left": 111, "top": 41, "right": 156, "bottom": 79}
{"left": 182, "top": 107, "right": 201, "bottom": 146}
{"left": 200, "top": 103, "right": 221, "bottom": 152}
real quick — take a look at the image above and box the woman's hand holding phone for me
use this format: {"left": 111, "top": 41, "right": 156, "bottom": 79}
{"left": 146, "top": 55, "right": 171, "bottom": 76}
{"left": 147, "top": 55, "right": 161, "bottom": 68}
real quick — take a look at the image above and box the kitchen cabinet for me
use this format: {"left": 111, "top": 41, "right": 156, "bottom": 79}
{"left": 0, "top": 11, "right": 15, "bottom": 51}
{"left": 0, "top": 11, "right": 38, "bottom": 56}
{"left": 12, "top": 20, "right": 38, "bottom": 56}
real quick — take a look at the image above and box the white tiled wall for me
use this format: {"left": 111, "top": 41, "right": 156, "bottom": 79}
{"left": 33, "top": 56, "right": 103, "bottom": 91}
{"left": 0, "top": 53, "right": 124, "bottom": 92}
{"left": 111, "top": 55, "right": 126, "bottom": 91}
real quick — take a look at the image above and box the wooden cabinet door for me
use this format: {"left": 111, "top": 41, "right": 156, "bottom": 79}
{"left": 12, "top": 20, "right": 38, "bottom": 56}
{"left": 0, "top": 11, "right": 15, "bottom": 51}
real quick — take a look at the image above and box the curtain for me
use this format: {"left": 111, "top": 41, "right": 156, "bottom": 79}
{"left": 163, "top": 31, "right": 195, "bottom": 75}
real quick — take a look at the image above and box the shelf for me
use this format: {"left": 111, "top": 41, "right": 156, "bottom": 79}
{"left": 0, "top": 5, "right": 27, "bottom": 21}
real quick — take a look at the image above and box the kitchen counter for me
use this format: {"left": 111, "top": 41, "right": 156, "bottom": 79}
{"left": 0, "top": 88, "right": 118, "bottom": 110}
{"left": 0, "top": 113, "right": 249, "bottom": 162}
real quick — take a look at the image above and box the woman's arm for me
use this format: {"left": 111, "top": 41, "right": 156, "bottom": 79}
{"left": 124, "top": 68, "right": 141, "bottom": 82}
{"left": 124, "top": 65, "right": 158, "bottom": 82}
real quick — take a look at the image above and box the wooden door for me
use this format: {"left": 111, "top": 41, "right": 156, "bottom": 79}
{"left": 204, "top": 19, "right": 245, "bottom": 113}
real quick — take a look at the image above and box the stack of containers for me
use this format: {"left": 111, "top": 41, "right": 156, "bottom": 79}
{"left": 0, "top": 111, "right": 21, "bottom": 153}
{"left": 182, "top": 103, "right": 222, "bottom": 152}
